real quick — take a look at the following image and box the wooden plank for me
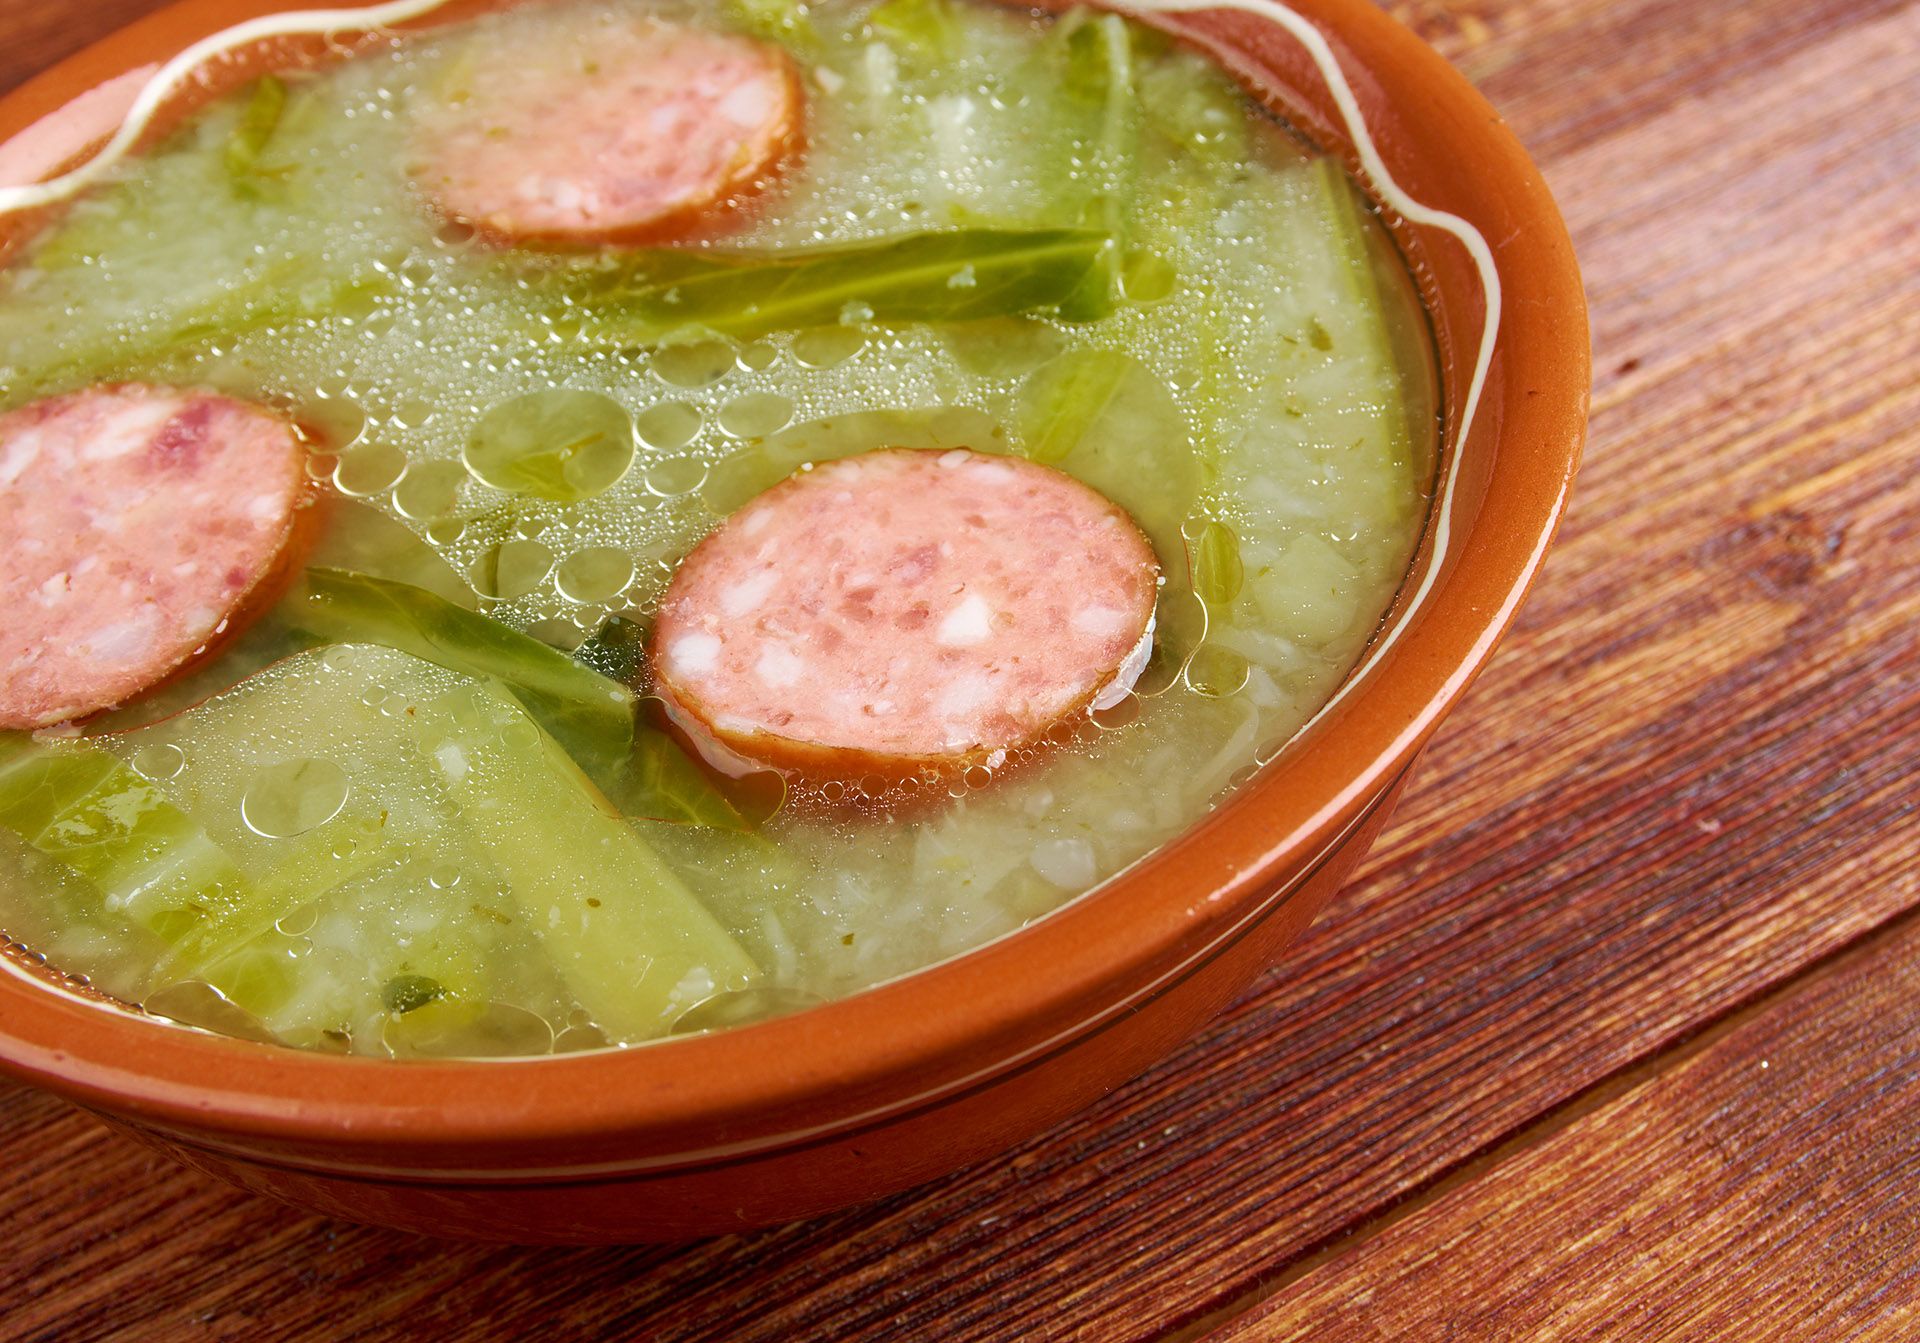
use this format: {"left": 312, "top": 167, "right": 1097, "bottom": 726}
{"left": 2, "top": 1, "right": 1919, "bottom": 1340}
{"left": 0, "top": 0, "right": 170, "bottom": 95}
{"left": 1387, "top": 0, "right": 1917, "bottom": 161}
{"left": 1207, "top": 911, "right": 1920, "bottom": 1342}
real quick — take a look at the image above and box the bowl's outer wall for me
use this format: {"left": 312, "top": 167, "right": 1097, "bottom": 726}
{"left": 0, "top": 0, "right": 1586, "bottom": 1240}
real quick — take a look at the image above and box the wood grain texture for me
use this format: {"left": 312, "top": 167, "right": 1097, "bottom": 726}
{"left": 0, "top": 0, "right": 166, "bottom": 93}
{"left": 1208, "top": 911, "right": 1920, "bottom": 1341}
{"left": 3, "top": 0, "right": 1919, "bottom": 1340}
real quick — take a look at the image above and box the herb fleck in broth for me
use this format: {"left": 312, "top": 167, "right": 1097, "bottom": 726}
{"left": 0, "top": 0, "right": 1436, "bottom": 1055}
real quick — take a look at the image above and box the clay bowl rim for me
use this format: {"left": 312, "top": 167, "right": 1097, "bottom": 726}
{"left": 0, "top": 0, "right": 1587, "bottom": 1169}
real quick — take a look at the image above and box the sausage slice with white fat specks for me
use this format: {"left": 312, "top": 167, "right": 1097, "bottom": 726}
{"left": 411, "top": 17, "right": 804, "bottom": 248}
{"left": 651, "top": 448, "right": 1161, "bottom": 779}
{"left": 0, "top": 384, "right": 308, "bottom": 729}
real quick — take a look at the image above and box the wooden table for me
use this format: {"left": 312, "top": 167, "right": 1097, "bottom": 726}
{"left": 4, "top": 0, "right": 1918, "bottom": 1337}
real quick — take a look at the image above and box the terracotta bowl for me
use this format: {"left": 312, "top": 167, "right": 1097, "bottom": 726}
{"left": 0, "top": 0, "right": 1586, "bottom": 1242}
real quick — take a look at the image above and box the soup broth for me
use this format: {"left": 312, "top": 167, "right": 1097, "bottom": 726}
{"left": 0, "top": 0, "right": 1435, "bottom": 1056}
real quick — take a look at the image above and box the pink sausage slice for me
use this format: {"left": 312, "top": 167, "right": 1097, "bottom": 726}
{"left": 652, "top": 448, "right": 1161, "bottom": 778}
{"left": 0, "top": 385, "right": 307, "bottom": 729}
{"left": 412, "top": 19, "right": 805, "bottom": 247}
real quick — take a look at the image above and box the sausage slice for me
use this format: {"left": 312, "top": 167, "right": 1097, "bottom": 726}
{"left": 412, "top": 19, "right": 805, "bottom": 248}
{"left": 0, "top": 384, "right": 307, "bottom": 729}
{"left": 651, "top": 448, "right": 1161, "bottom": 778}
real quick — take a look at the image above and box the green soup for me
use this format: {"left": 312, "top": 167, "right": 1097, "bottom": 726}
{"left": 0, "top": 0, "right": 1435, "bottom": 1056}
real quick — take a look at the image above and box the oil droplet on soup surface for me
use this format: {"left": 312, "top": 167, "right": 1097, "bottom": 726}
{"left": 276, "top": 902, "right": 320, "bottom": 936}
{"left": 737, "top": 341, "right": 780, "bottom": 372}
{"left": 391, "top": 458, "right": 467, "bottom": 519}
{"left": 302, "top": 397, "right": 369, "bottom": 452}
{"left": 1186, "top": 645, "right": 1251, "bottom": 698}
{"left": 240, "top": 759, "right": 352, "bottom": 839}
{"left": 671, "top": 986, "right": 827, "bottom": 1034}
{"left": 464, "top": 389, "right": 636, "bottom": 502}
{"left": 635, "top": 401, "right": 703, "bottom": 450}
{"left": 791, "top": 326, "right": 865, "bottom": 369}
{"left": 718, "top": 392, "right": 795, "bottom": 439}
{"left": 130, "top": 742, "right": 186, "bottom": 781}
{"left": 652, "top": 339, "right": 736, "bottom": 388}
{"left": 333, "top": 441, "right": 409, "bottom": 496}
{"left": 555, "top": 547, "right": 636, "bottom": 604}
{"left": 468, "top": 538, "right": 555, "bottom": 600}
{"left": 644, "top": 457, "right": 709, "bottom": 498}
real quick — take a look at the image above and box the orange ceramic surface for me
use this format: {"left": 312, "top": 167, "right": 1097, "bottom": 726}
{"left": 0, "top": 0, "right": 1586, "bottom": 1242}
